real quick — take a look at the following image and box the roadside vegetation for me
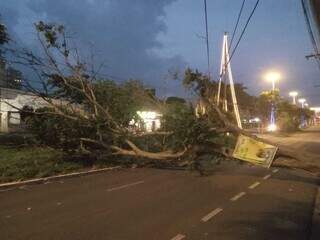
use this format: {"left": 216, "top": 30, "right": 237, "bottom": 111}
{"left": 0, "top": 133, "right": 118, "bottom": 183}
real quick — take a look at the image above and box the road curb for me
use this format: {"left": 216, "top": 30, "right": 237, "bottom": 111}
{"left": 0, "top": 166, "right": 121, "bottom": 190}
{"left": 310, "top": 186, "right": 320, "bottom": 240}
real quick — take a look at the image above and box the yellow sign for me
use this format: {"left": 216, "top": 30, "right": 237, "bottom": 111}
{"left": 233, "top": 134, "right": 278, "bottom": 168}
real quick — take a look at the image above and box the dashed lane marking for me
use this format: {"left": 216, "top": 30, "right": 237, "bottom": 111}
{"left": 272, "top": 169, "right": 279, "bottom": 173}
{"left": 263, "top": 174, "right": 271, "bottom": 180}
{"left": 107, "top": 181, "right": 145, "bottom": 192}
{"left": 248, "top": 181, "right": 260, "bottom": 189}
{"left": 201, "top": 208, "right": 223, "bottom": 222}
{"left": 170, "top": 234, "right": 186, "bottom": 240}
{"left": 230, "top": 192, "right": 246, "bottom": 201}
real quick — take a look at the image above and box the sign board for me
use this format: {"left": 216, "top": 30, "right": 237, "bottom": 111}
{"left": 233, "top": 134, "right": 278, "bottom": 168}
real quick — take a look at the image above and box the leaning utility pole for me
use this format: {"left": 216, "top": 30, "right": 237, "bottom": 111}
{"left": 216, "top": 33, "right": 242, "bottom": 129}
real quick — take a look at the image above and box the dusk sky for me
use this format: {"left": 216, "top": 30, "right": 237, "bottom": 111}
{"left": 0, "top": 0, "right": 319, "bottom": 105}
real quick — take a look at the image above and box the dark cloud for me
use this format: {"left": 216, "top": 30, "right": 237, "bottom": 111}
{"left": 0, "top": 0, "right": 187, "bottom": 96}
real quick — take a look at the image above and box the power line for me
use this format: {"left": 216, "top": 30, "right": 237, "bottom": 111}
{"left": 203, "top": 0, "right": 211, "bottom": 80}
{"left": 218, "top": 0, "right": 260, "bottom": 79}
{"left": 229, "top": 0, "right": 246, "bottom": 50}
{"left": 229, "top": 0, "right": 261, "bottom": 63}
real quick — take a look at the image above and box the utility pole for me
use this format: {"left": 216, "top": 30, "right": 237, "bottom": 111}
{"left": 203, "top": 0, "right": 211, "bottom": 79}
{"left": 216, "top": 33, "right": 242, "bottom": 129}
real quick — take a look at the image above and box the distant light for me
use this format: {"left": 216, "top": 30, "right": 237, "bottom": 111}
{"left": 249, "top": 117, "right": 261, "bottom": 123}
{"left": 135, "top": 111, "right": 162, "bottom": 132}
{"left": 267, "top": 123, "right": 277, "bottom": 132}
{"left": 304, "top": 103, "right": 309, "bottom": 107}
{"left": 254, "top": 117, "right": 261, "bottom": 122}
{"left": 298, "top": 98, "right": 306, "bottom": 104}
{"left": 310, "top": 107, "right": 320, "bottom": 112}
{"left": 137, "top": 111, "right": 158, "bottom": 120}
{"left": 265, "top": 72, "right": 281, "bottom": 82}
{"left": 289, "top": 91, "right": 298, "bottom": 97}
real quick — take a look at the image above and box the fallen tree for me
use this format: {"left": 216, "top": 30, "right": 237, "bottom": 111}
{"left": 4, "top": 22, "right": 319, "bottom": 175}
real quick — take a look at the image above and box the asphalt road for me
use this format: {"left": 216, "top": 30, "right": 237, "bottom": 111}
{"left": 1, "top": 128, "right": 319, "bottom": 240}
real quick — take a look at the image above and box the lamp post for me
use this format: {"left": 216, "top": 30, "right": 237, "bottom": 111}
{"left": 298, "top": 98, "right": 306, "bottom": 108}
{"left": 265, "top": 71, "right": 281, "bottom": 132}
{"left": 289, "top": 91, "right": 298, "bottom": 105}
{"left": 298, "top": 98, "right": 307, "bottom": 128}
{"left": 265, "top": 72, "right": 280, "bottom": 91}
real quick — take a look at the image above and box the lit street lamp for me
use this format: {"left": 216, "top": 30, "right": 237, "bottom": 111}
{"left": 298, "top": 98, "right": 306, "bottom": 108}
{"left": 265, "top": 71, "right": 281, "bottom": 132}
{"left": 298, "top": 98, "right": 307, "bottom": 128}
{"left": 289, "top": 91, "right": 298, "bottom": 105}
{"left": 265, "top": 71, "right": 281, "bottom": 91}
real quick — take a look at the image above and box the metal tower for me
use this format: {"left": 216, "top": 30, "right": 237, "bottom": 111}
{"left": 216, "top": 33, "right": 242, "bottom": 129}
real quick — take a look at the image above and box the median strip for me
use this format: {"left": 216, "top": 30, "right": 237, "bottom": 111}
{"left": 201, "top": 208, "right": 223, "bottom": 222}
{"left": 230, "top": 192, "right": 246, "bottom": 201}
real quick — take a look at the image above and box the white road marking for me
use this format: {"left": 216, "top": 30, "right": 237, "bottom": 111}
{"left": 201, "top": 208, "right": 223, "bottom": 222}
{"left": 230, "top": 192, "right": 246, "bottom": 201}
{"left": 248, "top": 181, "right": 260, "bottom": 189}
{"left": 27, "top": 207, "right": 32, "bottom": 211}
{"left": 107, "top": 181, "right": 144, "bottom": 192}
{"left": 171, "top": 234, "right": 186, "bottom": 240}
{"left": 272, "top": 169, "right": 279, "bottom": 173}
{"left": 263, "top": 174, "right": 271, "bottom": 180}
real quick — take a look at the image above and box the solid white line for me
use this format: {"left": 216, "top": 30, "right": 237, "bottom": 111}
{"left": 248, "top": 181, "right": 260, "bottom": 189}
{"left": 170, "top": 234, "right": 186, "bottom": 240}
{"left": 201, "top": 208, "right": 223, "bottom": 222}
{"left": 0, "top": 166, "right": 120, "bottom": 189}
{"left": 272, "top": 169, "right": 279, "bottom": 173}
{"left": 263, "top": 174, "right": 271, "bottom": 180}
{"left": 107, "top": 181, "right": 144, "bottom": 192}
{"left": 230, "top": 192, "right": 246, "bottom": 201}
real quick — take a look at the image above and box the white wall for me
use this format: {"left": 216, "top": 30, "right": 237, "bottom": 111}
{"left": 0, "top": 88, "right": 47, "bottom": 132}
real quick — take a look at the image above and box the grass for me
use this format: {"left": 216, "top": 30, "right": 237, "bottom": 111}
{"left": 0, "top": 146, "right": 87, "bottom": 183}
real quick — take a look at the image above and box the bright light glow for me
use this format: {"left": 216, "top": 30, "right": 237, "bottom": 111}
{"left": 254, "top": 117, "right": 261, "bottom": 122}
{"left": 289, "top": 91, "right": 298, "bottom": 97}
{"left": 298, "top": 98, "right": 306, "bottom": 104}
{"left": 265, "top": 72, "right": 281, "bottom": 82}
{"left": 310, "top": 107, "right": 320, "bottom": 113}
{"left": 136, "top": 111, "right": 162, "bottom": 132}
{"left": 137, "top": 111, "right": 158, "bottom": 120}
{"left": 304, "top": 103, "right": 309, "bottom": 107}
{"left": 249, "top": 117, "right": 261, "bottom": 123}
{"left": 267, "top": 123, "right": 277, "bottom": 132}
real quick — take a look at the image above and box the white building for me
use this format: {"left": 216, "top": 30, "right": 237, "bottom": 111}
{"left": 0, "top": 87, "right": 47, "bottom": 132}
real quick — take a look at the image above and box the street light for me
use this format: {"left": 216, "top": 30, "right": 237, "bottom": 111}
{"left": 265, "top": 71, "right": 281, "bottom": 132}
{"left": 298, "top": 98, "right": 307, "bottom": 128}
{"left": 265, "top": 71, "right": 281, "bottom": 91}
{"left": 298, "top": 98, "right": 306, "bottom": 108}
{"left": 289, "top": 91, "right": 298, "bottom": 105}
